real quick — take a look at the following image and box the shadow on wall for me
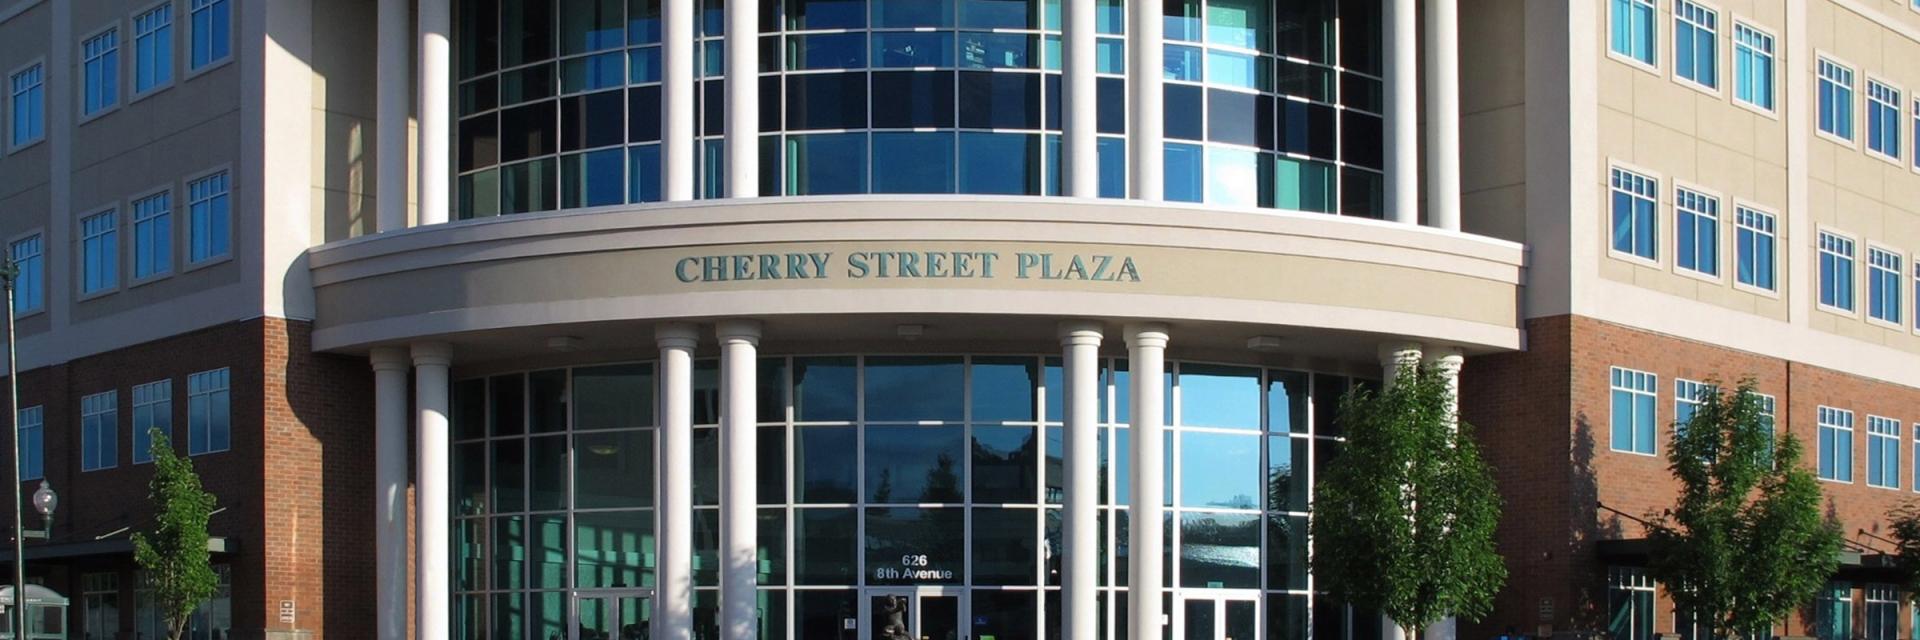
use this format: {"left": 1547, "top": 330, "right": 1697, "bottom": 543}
{"left": 274, "top": 319, "right": 377, "bottom": 640}
{"left": 1569, "top": 412, "right": 1622, "bottom": 636}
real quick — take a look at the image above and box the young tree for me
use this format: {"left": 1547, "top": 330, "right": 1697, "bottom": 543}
{"left": 132, "top": 428, "right": 219, "bottom": 640}
{"left": 1310, "top": 363, "right": 1507, "bottom": 637}
{"left": 1647, "top": 379, "right": 1841, "bottom": 640}
{"left": 1888, "top": 502, "right": 1920, "bottom": 605}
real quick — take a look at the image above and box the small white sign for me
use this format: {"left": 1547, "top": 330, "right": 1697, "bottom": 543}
{"left": 843, "top": 618, "right": 857, "bottom": 630}
{"left": 279, "top": 600, "right": 296, "bottom": 624}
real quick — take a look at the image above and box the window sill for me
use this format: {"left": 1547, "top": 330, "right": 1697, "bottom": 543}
{"left": 183, "top": 252, "right": 233, "bottom": 274}
{"left": 4, "top": 137, "right": 45, "bottom": 156}
{"left": 1867, "top": 316, "right": 1905, "bottom": 332}
{"left": 183, "top": 56, "right": 234, "bottom": 82}
{"left": 1672, "top": 75, "right": 1723, "bottom": 99}
{"left": 127, "top": 270, "right": 174, "bottom": 290}
{"left": 1606, "top": 50, "right": 1661, "bottom": 77}
{"left": 1817, "top": 303, "right": 1861, "bottom": 321}
{"left": 1732, "top": 281, "right": 1780, "bottom": 299}
{"left": 1815, "top": 129, "right": 1859, "bottom": 151}
{"left": 1674, "top": 265, "right": 1724, "bottom": 285}
{"left": 1732, "top": 98, "right": 1779, "bottom": 120}
{"left": 75, "top": 285, "right": 120, "bottom": 303}
{"left": 77, "top": 103, "right": 121, "bottom": 127}
{"left": 1608, "top": 249, "right": 1662, "bottom": 270}
{"left": 127, "top": 81, "right": 175, "bottom": 106}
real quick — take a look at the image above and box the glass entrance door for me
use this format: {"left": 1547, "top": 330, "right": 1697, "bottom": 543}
{"left": 572, "top": 590, "right": 653, "bottom": 640}
{"left": 862, "top": 589, "right": 964, "bottom": 640}
{"left": 1177, "top": 593, "right": 1258, "bottom": 640}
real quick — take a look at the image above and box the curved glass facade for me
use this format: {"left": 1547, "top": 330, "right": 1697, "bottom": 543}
{"left": 449, "top": 354, "right": 1375, "bottom": 640}
{"left": 453, "top": 0, "right": 1385, "bottom": 218}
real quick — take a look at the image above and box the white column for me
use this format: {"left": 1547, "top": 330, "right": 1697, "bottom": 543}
{"left": 371, "top": 347, "right": 409, "bottom": 640}
{"left": 377, "top": 0, "right": 410, "bottom": 232}
{"left": 1383, "top": 0, "right": 1418, "bottom": 225}
{"left": 656, "top": 324, "right": 699, "bottom": 640}
{"left": 718, "top": 320, "right": 762, "bottom": 640}
{"left": 417, "top": 0, "right": 451, "bottom": 225}
{"left": 1126, "top": 0, "right": 1163, "bottom": 200}
{"left": 1420, "top": 347, "right": 1463, "bottom": 640}
{"left": 1064, "top": 0, "right": 1098, "bottom": 198}
{"left": 412, "top": 342, "right": 454, "bottom": 640}
{"left": 1059, "top": 321, "right": 1103, "bottom": 640}
{"left": 1423, "top": 0, "right": 1461, "bottom": 232}
{"left": 1126, "top": 324, "right": 1169, "bottom": 640}
{"left": 1375, "top": 341, "right": 1420, "bottom": 640}
{"left": 663, "top": 0, "right": 697, "bottom": 201}
{"left": 724, "top": 0, "right": 758, "bottom": 198}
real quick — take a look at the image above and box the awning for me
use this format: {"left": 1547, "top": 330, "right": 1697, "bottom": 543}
{"left": 0, "top": 537, "right": 234, "bottom": 563}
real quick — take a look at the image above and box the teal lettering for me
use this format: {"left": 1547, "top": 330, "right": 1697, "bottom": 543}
{"left": 1065, "top": 255, "right": 1089, "bottom": 280}
{"left": 1017, "top": 253, "right": 1040, "bottom": 279}
{"left": 809, "top": 252, "right": 831, "bottom": 279}
{"left": 1092, "top": 255, "right": 1112, "bottom": 280}
{"left": 760, "top": 254, "right": 782, "bottom": 279}
{"left": 702, "top": 256, "right": 727, "bottom": 282}
{"left": 1118, "top": 257, "right": 1140, "bottom": 282}
{"left": 675, "top": 257, "right": 699, "bottom": 283}
{"left": 733, "top": 255, "right": 753, "bottom": 280}
{"left": 952, "top": 252, "right": 973, "bottom": 278}
{"left": 875, "top": 252, "right": 894, "bottom": 278}
{"left": 980, "top": 252, "right": 998, "bottom": 278}
{"left": 847, "top": 252, "right": 871, "bottom": 278}
{"left": 787, "top": 253, "right": 809, "bottom": 279}
{"left": 1041, "top": 253, "right": 1056, "bottom": 279}
{"left": 899, "top": 252, "right": 922, "bottom": 277}
{"left": 926, "top": 252, "right": 947, "bottom": 277}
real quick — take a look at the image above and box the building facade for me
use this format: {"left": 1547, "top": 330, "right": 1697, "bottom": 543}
{"left": 1, "top": 0, "right": 1920, "bottom": 639}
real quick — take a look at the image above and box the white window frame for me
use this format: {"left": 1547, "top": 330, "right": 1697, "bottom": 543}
{"left": 1818, "top": 229, "right": 1860, "bottom": 318}
{"left": 1733, "top": 203, "right": 1778, "bottom": 295}
{"left": 1756, "top": 392, "right": 1778, "bottom": 465}
{"left": 1866, "top": 78, "right": 1903, "bottom": 164}
{"left": 132, "top": 379, "right": 172, "bottom": 464}
{"left": 80, "top": 24, "right": 122, "bottom": 121}
{"left": 186, "top": 0, "right": 234, "bottom": 77}
{"left": 1609, "top": 567, "right": 1658, "bottom": 640}
{"left": 81, "top": 390, "right": 119, "bottom": 472}
{"left": 1674, "top": 378, "right": 1712, "bottom": 441}
{"left": 1671, "top": 0, "right": 1721, "bottom": 94}
{"left": 7, "top": 59, "right": 46, "bottom": 152}
{"left": 79, "top": 208, "right": 121, "bottom": 298}
{"left": 1608, "top": 0, "right": 1660, "bottom": 74}
{"left": 1611, "top": 366, "right": 1660, "bottom": 456}
{"left": 1817, "top": 54, "right": 1858, "bottom": 147}
{"left": 1867, "top": 245, "right": 1903, "bottom": 329}
{"left": 185, "top": 167, "right": 233, "bottom": 267}
{"left": 1731, "top": 20, "right": 1776, "bottom": 116}
{"left": 130, "top": 187, "right": 173, "bottom": 283}
{"left": 16, "top": 406, "right": 41, "bottom": 482}
{"left": 7, "top": 231, "right": 45, "bottom": 318}
{"left": 187, "top": 368, "right": 230, "bottom": 456}
{"left": 1912, "top": 96, "right": 1919, "bottom": 175}
{"left": 1819, "top": 406, "right": 1856, "bottom": 484}
{"left": 1868, "top": 415, "right": 1901, "bottom": 490}
{"left": 1672, "top": 184, "right": 1722, "bottom": 281}
{"left": 1913, "top": 422, "right": 1920, "bottom": 492}
{"left": 131, "top": 1, "right": 176, "bottom": 99}
{"left": 1609, "top": 163, "right": 1662, "bottom": 266}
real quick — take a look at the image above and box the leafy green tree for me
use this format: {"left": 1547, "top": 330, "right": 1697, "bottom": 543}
{"left": 132, "top": 428, "right": 219, "bottom": 640}
{"left": 1310, "top": 362, "right": 1507, "bottom": 636}
{"left": 1888, "top": 502, "right": 1920, "bottom": 604}
{"left": 1647, "top": 379, "right": 1841, "bottom": 640}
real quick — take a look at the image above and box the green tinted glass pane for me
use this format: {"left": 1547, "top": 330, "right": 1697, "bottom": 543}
{"left": 456, "top": 518, "right": 487, "bottom": 590}
{"left": 796, "top": 508, "right": 857, "bottom": 584}
{"left": 530, "top": 435, "right": 569, "bottom": 511}
{"left": 529, "top": 369, "right": 568, "bottom": 433}
{"left": 493, "top": 438, "right": 526, "bottom": 512}
{"left": 455, "top": 442, "right": 488, "bottom": 516}
{"left": 531, "top": 590, "right": 567, "bottom": 640}
{"left": 576, "top": 430, "right": 654, "bottom": 509}
{"left": 493, "top": 592, "right": 526, "bottom": 640}
{"left": 694, "top": 509, "right": 720, "bottom": 586}
{"left": 494, "top": 516, "right": 525, "bottom": 590}
{"left": 576, "top": 510, "right": 656, "bottom": 588}
{"left": 694, "top": 427, "right": 720, "bottom": 505}
{"left": 490, "top": 373, "right": 527, "bottom": 436}
{"left": 454, "top": 378, "right": 488, "bottom": 440}
{"left": 759, "top": 509, "right": 787, "bottom": 585}
{"left": 972, "top": 507, "right": 1037, "bottom": 585}
{"left": 530, "top": 514, "right": 567, "bottom": 588}
{"left": 574, "top": 363, "right": 654, "bottom": 430}
{"left": 865, "top": 507, "right": 964, "bottom": 585}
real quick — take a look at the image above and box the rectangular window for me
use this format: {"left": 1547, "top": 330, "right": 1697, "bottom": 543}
{"left": 1610, "top": 0, "right": 1657, "bottom": 67}
{"left": 1611, "top": 367, "right": 1658, "bottom": 455}
{"left": 1819, "top": 583, "right": 1854, "bottom": 640}
{"left": 1913, "top": 98, "right": 1919, "bottom": 170}
{"left": 16, "top": 406, "right": 41, "bottom": 482}
{"left": 1675, "top": 379, "right": 1711, "bottom": 437}
{"left": 1733, "top": 23, "right": 1775, "bottom": 111}
{"left": 1820, "top": 58, "right": 1856, "bottom": 141}
{"left": 1675, "top": 188, "right": 1719, "bottom": 276}
{"left": 1869, "top": 416, "right": 1902, "bottom": 489}
{"left": 1867, "top": 585, "right": 1898, "bottom": 640}
{"left": 1608, "top": 567, "right": 1656, "bottom": 640}
{"left": 8, "top": 63, "right": 44, "bottom": 147}
{"left": 9, "top": 234, "right": 43, "bottom": 315}
{"left": 132, "top": 380, "right": 172, "bottom": 464}
{"left": 188, "top": 172, "right": 231, "bottom": 263}
{"left": 1819, "top": 406, "right": 1855, "bottom": 482}
{"left": 1674, "top": 1, "right": 1717, "bottom": 88}
{"left": 1820, "top": 231, "right": 1857, "bottom": 312}
{"left": 81, "top": 573, "right": 118, "bottom": 640}
{"left": 82, "top": 29, "right": 120, "bottom": 116}
{"left": 1913, "top": 423, "right": 1920, "bottom": 491}
{"left": 190, "top": 0, "right": 232, "bottom": 70}
{"left": 133, "top": 192, "right": 172, "bottom": 279}
{"left": 82, "top": 390, "right": 119, "bottom": 472}
{"left": 1735, "top": 207, "right": 1777, "bottom": 291}
{"left": 188, "top": 368, "right": 231, "bottom": 455}
{"left": 81, "top": 210, "right": 119, "bottom": 294}
{"left": 1870, "top": 247, "right": 1902, "bottom": 325}
{"left": 134, "top": 4, "right": 174, "bottom": 93}
{"left": 1611, "top": 168, "right": 1658, "bottom": 261}
{"left": 1757, "top": 393, "right": 1778, "bottom": 466}
{"left": 1868, "top": 81, "right": 1902, "bottom": 160}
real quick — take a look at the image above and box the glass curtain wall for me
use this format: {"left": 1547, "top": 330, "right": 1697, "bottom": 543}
{"left": 450, "top": 355, "right": 1374, "bottom": 640}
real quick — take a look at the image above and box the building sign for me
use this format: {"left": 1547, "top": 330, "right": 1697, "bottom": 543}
{"left": 674, "top": 251, "right": 1142, "bottom": 283}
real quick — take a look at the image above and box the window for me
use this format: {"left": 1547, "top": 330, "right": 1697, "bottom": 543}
{"left": 1820, "top": 231, "right": 1857, "bottom": 312}
{"left": 190, "top": 0, "right": 232, "bottom": 70}
{"left": 137, "top": 565, "right": 231, "bottom": 640}
{"left": 1868, "top": 81, "right": 1902, "bottom": 160}
{"left": 132, "top": 380, "right": 172, "bottom": 464}
{"left": 81, "top": 210, "right": 119, "bottom": 295}
{"left": 1733, "top": 23, "right": 1775, "bottom": 111}
{"left": 1867, "top": 585, "right": 1898, "bottom": 640}
{"left": 1675, "top": 379, "right": 1711, "bottom": 437}
{"left": 188, "top": 172, "right": 230, "bottom": 262}
{"left": 1913, "top": 423, "right": 1920, "bottom": 491}
{"left": 1675, "top": 188, "right": 1719, "bottom": 277}
{"left": 188, "top": 368, "right": 230, "bottom": 455}
{"left": 8, "top": 63, "right": 43, "bottom": 147}
{"left": 1610, "top": 0, "right": 1657, "bottom": 67}
{"left": 1913, "top": 98, "right": 1919, "bottom": 170}
{"left": 9, "top": 234, "right": 43, "bottom": 315}
{"left": 1818, "top": 583, "right": 1854, "bottom": 640}
{"left": 82, "top": 29, "right": 120, "bottom": 116}
{"left": 1673, "top": 1, "right": 1716, "bottom": 89}
{"left": 1869, "top": 416, "right": 1902, "bottom": 489}
{"left": 1819, "top": 406, "right": 1855, "bottom": 482}
{"left": 1735, "top": 207, "right": 1776, "bottom": 291}
{"left": 1756, "top": 393, "right": 1778, "bottom": 466}
{"left": 82, "top": 390, "right": 119, "bottom": 472}
{"left": 16, "top": 406, "right": 41, "bottom": 482}
{"left": 134, "top": 4, "right": 174, "bottom": 93}
{"left": 132, "top": 192, "right": 172, "bottom": 279}
{"left": 1608, "top": 567, "right": 1656, "bottom": 640}
{"left": 1611, "top": 168, "right": 1659, "bottom": 261}
{"left": 1611, "top": 367, "right": 1658, "bottom": 455}
{"left": 81, "top": 573, "right": 118, "bottom": 640}
{"left": 1870, "top": 247, "right": 1902, "bottom": 325}
{"left": 1819, "top": 58, "right": 1855, "bottom": 141}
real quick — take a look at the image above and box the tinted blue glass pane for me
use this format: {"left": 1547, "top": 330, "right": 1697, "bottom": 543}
{"left": 562, "top": 148, "right": 627, "bottom": 207}
{"left": 959, "top": 132, "right": 1040, "bottom": 195}
{"left": 787, "top": 73, "right": 868, "bottom": 130}
{"left": 795, "top": 357, "right": 858, "bottom": 422}
{"left": 1180, "top": 432, "right": 1259, "bottom": 507}
{"left": 874, "top": 32, "right": 955, "bottom": 67}
{"left": 972, "top": 426, "right": 1039, "bottom": 503}
{"left": 1164, "top": 84, "right": 1203, "bottom": 140}
{"left": 1207, "top": 147, "right": 1259, "bottom": 207}
{"left": 630, "top": 47, "right": 662, "bottom": 83}
{"left": 627, "top": 145, "right": 661, "bottom": 202}
{"left": 961, "top": 0, "right": 1034, "bottom": 29}
{"left": 797, "top": 427, "right": 858, "bottom": 502}
{"left": 961, "top": 32, "right": 1036, "bottom": 69}
{"left": 865, "top": 357, "right": 965, "bottom": 422}
{"left": 1164, "top": 0, "right": 1199, "bottom": 41}
{"left": 786, "top": 133, "right": 869, "bottom": 195}
{"left": 1045, "top": 133, "right": 1062, "bottom": 196}
{"left": 789, "top": 0, "right": 868, "bottom": 29}
{"left": 1634, "top": 395, "right": 1656, "bottom": 453}
{"left": 1677, "top": 215, "right": 1697, "bottom": 270}
{"left": 872, "top": 71, "right": 956, "bottom": 127}
{"left": 1098, "top": 137, "right": 1126, "bottom": 198}
{"left": 1165, "top": 143, "right": 1203, "bottom": 202}
{"left": 958, "top": 72, "right": 1039, "bottom": 129}
{"left": 866, "top": 508, "right": 965, "bottom": 583}
{"left": 875, "top": 0, "right": 953, "bottom": 27}
{"left": 1273, "top": 157, "right": 1333, "bottom": 213}
{"left": 1165, "top": 45, "right": 1202, "bottom": 81}
{"left": 791, "top": 33, "right": 868, "bottom": 69}
{"left": 1179, "top": 364, "right": 1259, "bottom": 429}
{"left": 1265, "top": 370, "right": 1310, "bottom": 434}
{"left": 1634, "top": 200, "right": 1656, "bottom": 258}
{"left": 866, "top": 426, "right": 966, "bottom": 502}
{"left": 1097, "top": 77, "right": 1125, "bottom": 133}
{"left": 873, "top": 132, "right": 956, "bottom": 194}
{"left": 1097, "top": 38, "right": 1125, "bottom": 73}
{"left": 1207, "top": 50, "right": 1258, "bottom": 89}
{"left": 1096, "top": 0, "right": 1123, "bottom": 33}
{"left": 1207, "top": 88, "right": 1261, "bottom": 147}
{"left": 1611, "top": 390, "right": 1633, "bottom": 451}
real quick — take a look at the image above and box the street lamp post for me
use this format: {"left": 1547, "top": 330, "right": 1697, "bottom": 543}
{"left": 1, "top": 257, "right": 23, "bottom": 640}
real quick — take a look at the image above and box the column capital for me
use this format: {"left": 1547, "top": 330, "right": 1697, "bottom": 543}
{"left": 1377, "top": 341, "right": 1423, "bottom": 370}
{"left": 1423, "top": 347, "right": 1465, "bottom": 369}
{"left": 370, "top": 346, "right": 409, "bottom": 372}
{"left": 411, "top": 342, "right": 453, "bottom": 367}
{"left": 716, "top": 319, "right": 763, "bottom": 345}
{"left": 657, "top": 322, "right": 701, "bottom": 350}
{"left": 1123, "top": 323, "right": 1170, "bottom": 348}
{"left": 1057, "top": 320, "right": 1105, "bottom": 346}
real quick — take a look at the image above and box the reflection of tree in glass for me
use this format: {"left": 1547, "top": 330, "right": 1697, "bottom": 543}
{"left": 925, "top": 452, "right": 959, "bottom": 500}
{"left": 1267, "top": 452, "right": 1295, "bottom": 512}
{"left": 873, "top": 468, "right": 893, "bottom": 504}
{"left": 1182, "top": 514, "right": 1258, "bottom": 546}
